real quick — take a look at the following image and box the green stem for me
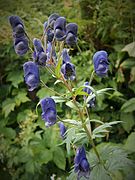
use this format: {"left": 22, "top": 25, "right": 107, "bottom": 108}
{"left": 60, "top": 76, "right": 101, "bottom": 162}
{"left": 40, "top": 80, "right": 65, "bottom": 97}
{"left": 89, "top": 70, "right": 95, "bottom": 85}
{"left": 83, "top": 124, "right": 101, "bottom": 161}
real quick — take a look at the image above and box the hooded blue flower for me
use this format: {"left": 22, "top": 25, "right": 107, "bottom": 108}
{"left": 61, "top": 48, "right": 70, "bottom": 64}
{"left": 40, "top": 97, "right": 57, "bottom": 127}
{"left": 23, "top": 61, "right": 40, "bottom": 91}
{"left": 66, "top": 23, "right": 78, "bottom": 46}
{"left": 9, "top": 15, "right": 24, "bottom": 29}
{"left": 54, "top": 17, "right": 66, "bottom": 41}
{"left": 93, "top": 50, "right": 109, "bottom": 77}
{"left": 58, "top": 122, "right": 66, "bottom": 139}
{"left": 46, "top": 42, "right": 57, "bottom": 65}
{"left": 61, "top": 48, "right": 75, "bottom": 80}
{"left": 14, "top": 36, "right": 28, "bottom": 56}
{"left": 48, "top": 13, "right": 60, "bottom": 28}
{"left": 43, "top": 22, "right": 54, "bottom": 42}
{"left": 74, "top": 146, "right": 90, "bottom": 180}
{"left": 9, "top": 15, "right": 29, "bottom": 56}
{"left": 83, "top": 82, "right": 96, "bottom": 108}
{"left": 33, "top": 38, "right": 47, "bottom": 66}
{"left": 61, "top": 62, "right": 76, "bottom": 80}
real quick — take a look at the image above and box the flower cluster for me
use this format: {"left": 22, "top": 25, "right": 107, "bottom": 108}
{"left": 9, "top": 15, "right": 29, "bottom": 56}
{"left": 9, "top": 13, "right": 110, "bottom": 180}
{"left": 44, "top": 13, "right": 78, "bottom": 46}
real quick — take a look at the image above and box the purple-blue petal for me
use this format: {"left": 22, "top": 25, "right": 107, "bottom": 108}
{"left": 40, "top": 97, "right": 57, "bottom": 127}
{"left": 74, "top": 147, "right": 90, "bottom": 179}
{"left": 66, "top": 23, "right": 78, "bottom": 36}
{"left": 9, "top": 15, "right": 24, "bottom": 29}
{"left": 23, "top": 61, "right": 40, "bottom": 91}
{"left": 62, "top": 48, "right": 70, "bottom": 64}
{"left": 93, "top": 50, "right": 109, "bottom": 77}
{"left": 61, "top": 62, "right": 76, "bottom": 80}
{"left": 66, "top": 33, "right": 77, "bottom": 46}
{"left": 59, "top": 122, "right": 66, "bottom": 138}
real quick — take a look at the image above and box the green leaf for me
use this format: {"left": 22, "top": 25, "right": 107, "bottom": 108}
{"left": 90, "top": 164, "right": 111, "bottom": 180}
{"left": 120, "top": 58, "right": 135, "bottom": 69}
{"left": 0, "top": 127, "right": 16, "bottom": 139}
{"left": 88, "top": 143, "right": 134, "bottom": 179}
{"left": 38, "top": 149, "right": 53, "bottom": 164}
{"left": 97, "top": 88, "right": 114, "bottom": 95}
{"left": 88, "top": 119, "right": 104, "bottom": 124}
{"left": 92, "top": 121, "right": 121, "bottom": 136}
{"left": 62, "top": 119, "right": 81, "bottom": 126}
{"left": 66, "top": 100, "right": 79, "bottom": 110}
{"left": 122, "top": 42, "right": 135, "bottom": 57}
{"left": 74, "top": 85, "right": 96, "bottom": 96}
{"left": 55, "top": 57, "right": 62, "bottom": 78}
{"left": 15, "top": 91, "right": 30, "bottom": 106}
{"left": 54, "top": 79, "right": 63, "bottom": 85}
{"left": 37, "top": 87, "right": 53, "bottom": 99}
{"left": 63, "top": 128, "right": 76, "bottom": 154}
{"left": 130, "top": 67, "right": 135, "bottom": 83}
{"left": 121, "top": 98, "right": 135, "bottom": 112}
{"left": 6, "top": 70, "right": 23, "bottom": 88}
{"left": 53, "top": 147, "right": 66, "bottom": 170}
{"left": 51, "top": 96, "right": 66, "bottom": 103}
{"left": 25, "top": 160, "right": 35, "bottom": 174}
{"left": 2, "top": 98, "right": 16, "bottom": 117}
{"left": 120, "top": 112, "right": 135, "bottom": 133}
{"left": 125, "top": 132, "right": 135, "bottom": 153}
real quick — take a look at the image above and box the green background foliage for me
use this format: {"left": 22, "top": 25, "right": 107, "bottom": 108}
{"left": 0, "top": 0, "right": 135, "bottom": 179}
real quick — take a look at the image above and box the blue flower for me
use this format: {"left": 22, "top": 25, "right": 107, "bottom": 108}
{"left": 61, "top": 62, "right": 76, "bottom": 80}
{"left": 43, "top": 22, "right": 54, "bottom": 42}
{"left": 33, "top": 38, "right": 47, "bottom": 66}
{"left": 33, "top": 38, "right": 44, "bottom": 53}
{"left": 46, "top": 42, "right": 57, "bottom": 65}
{"left": 14, "top": 36, "right": 29, "bottom": 56}
{"left": 61, "top": 48, "right": 75, "bottom": 80}
{"left": 93, "top": 50, "right": 109, "bottom": 77}
{"left": 58, "top": 122, "right": 66, "bottom": 139}
{"left": 46, "top": 28, "right": 54, "bottom": 42}
{"left": 74, "top": 146, "right": 90, "bottom": 180}
{"left": 54, "top": 17, "right": 66, "bottom": 41}
{"left": 40, "top": 97, "right": 57, "bottom": 127}
{"left": 23, "top": 61, "right": 40, "bottom": 91}
{"left": 61, "top": 48, "right": 70, "bottom": 64}
{"left": 66, "top": 23, "right": 78, "bottom": 46}
{"left": 48, "top": 13, "right": 60, "bottom": 28}
{"left": 9, "top": 15, "right": 24, "bottom": 29}
{"left": 83, "top": 82, "right": 96, "bottom": 108}
{"left": 9, "top": 15, "right": 29, "bottom": 56}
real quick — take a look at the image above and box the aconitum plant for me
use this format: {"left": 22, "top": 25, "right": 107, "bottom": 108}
{"left": 9, "top": 14, "right": 121, "bottom": 180}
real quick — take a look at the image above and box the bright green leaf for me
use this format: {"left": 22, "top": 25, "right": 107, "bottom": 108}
{"left": 120, "top": 112, "right": 135, "bottom": 133}
{"left": 15, "top": 91, "right": 30, "bottom": 106}
{"left": 2, "top": 98, "right": 16, "bottom": 117}
{"left": 125, "top": 132, "right": 135, "bottom": 153}
{"left": 53, "top": 147, "right": 66, "bottom": 170}
{"left": 121, "top": 98, "right": 135, "bottom": 112}
{"left": 6, "top": 71, "right": 23, "bottom": 88}
{"left": 55, "top": 57, "right": 62, "bottom": 78}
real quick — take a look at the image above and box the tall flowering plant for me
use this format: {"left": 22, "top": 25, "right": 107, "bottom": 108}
{"left": 9, "top": 13, "right": 123, "bottom": 179}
